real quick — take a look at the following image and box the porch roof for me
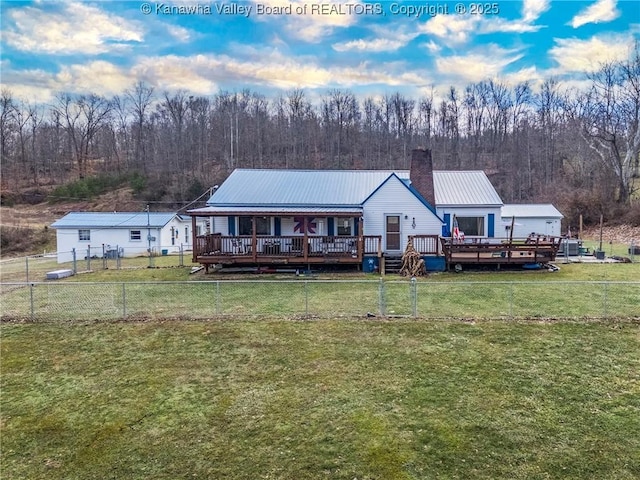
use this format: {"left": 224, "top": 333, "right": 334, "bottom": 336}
{"left": 188, "top": 206, "right": 363, "bottom": 216}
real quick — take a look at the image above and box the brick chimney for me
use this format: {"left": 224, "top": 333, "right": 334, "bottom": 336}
{"left": 410, "top": 148, "right": 435, "bottom": 207}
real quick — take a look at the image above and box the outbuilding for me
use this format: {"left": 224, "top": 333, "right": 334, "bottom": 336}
{"left": 501, "top": 204, "right": 564, "bottom": 238}
{"left": 51, "top": 212, "right": 194, "bottom": 263}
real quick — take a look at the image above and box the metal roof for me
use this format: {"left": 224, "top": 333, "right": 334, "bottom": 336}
{"left": 206, "top": 169, "right": 397, "bottom": 207}
{"left": 50, "top": 212, "right": 180, "bottom": 229}
{"left": 432, "top": 171, "right": 503, "bottom": 206}
{"left": 203, "top": 168, "right": 503, "bottom": 208}
{"left": 501, "top": 204, "right": 564, "bottom": 218}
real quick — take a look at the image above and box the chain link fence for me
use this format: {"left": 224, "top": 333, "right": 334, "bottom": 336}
{"left": 1, "top": 280, "right": 638, "bottom": 322}
{"left": 0, "top": 246, "right": 191, "bottom": 283}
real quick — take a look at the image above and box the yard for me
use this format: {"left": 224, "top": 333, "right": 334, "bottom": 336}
{"left": 2, "top": 319, "right": 639, "bottom": 479}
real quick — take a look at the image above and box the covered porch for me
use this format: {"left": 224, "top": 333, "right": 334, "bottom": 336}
{"left": 188, "top": 207, "right": 382, "bottom": 271}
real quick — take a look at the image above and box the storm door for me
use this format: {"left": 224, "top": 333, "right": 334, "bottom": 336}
{"left": 385, "top": 215, "right": 401, "bottom": 252}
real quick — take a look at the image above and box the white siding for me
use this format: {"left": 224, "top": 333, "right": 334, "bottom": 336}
{"left": 55, "top": 222, "right": 191, "bottom": 264}
{"left": 501, "top": 217, "right": 562, "bottom": 238}
{"left": 363, "top": 177, "right": 443, "bottom": 253}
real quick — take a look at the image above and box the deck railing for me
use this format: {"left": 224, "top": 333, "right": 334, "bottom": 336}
{"left": 194, "top": 234, "right": 382, "bottom": 261}
{"left": 409, "top": 235, "right": 440, "bottom": 255}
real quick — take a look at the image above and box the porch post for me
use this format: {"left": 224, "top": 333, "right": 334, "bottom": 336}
{"left": 357, "top": 216, "right": 363, "bottom": 261}
{"left": 191, "top": 215, "right": 197, "bottom": 262}
{"left": 252, "top": 216, "right": 257, "bottom": 262}
{"left": 303, "top": 217, "right": 309, "bottom": 262}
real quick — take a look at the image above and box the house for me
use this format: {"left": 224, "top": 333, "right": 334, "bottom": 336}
{"left": 51, "top": 212, "right": 195, "bottom": 263}
{"left": 501, "top": 204, "right": 564, "bottom": 238}
{"left": 188, "top": 149, "right": 507, "bottom": 271}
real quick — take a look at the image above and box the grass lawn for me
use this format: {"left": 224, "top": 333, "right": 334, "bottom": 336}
{"left": 2, "top": 319, "right": 639, "bottom": 479}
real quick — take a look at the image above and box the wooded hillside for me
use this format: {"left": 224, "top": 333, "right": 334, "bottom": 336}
{"left": 1, "top": 50, "right": 639, "bottom": 227}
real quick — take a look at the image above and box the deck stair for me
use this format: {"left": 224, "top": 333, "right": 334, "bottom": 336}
{"left": 384, "top": 255, "right": 403, "bottom": 274}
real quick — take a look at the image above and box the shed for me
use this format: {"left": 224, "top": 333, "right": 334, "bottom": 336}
{"left": 51, "top": 212, "right": 195, "bottom": 263}
{"left": 501, "top": 204, "right": 564, "bottom": 238}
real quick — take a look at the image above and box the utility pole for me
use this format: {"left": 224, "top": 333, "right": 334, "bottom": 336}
{"left": 147, "top": 204, "right": 152, "bottom": 267}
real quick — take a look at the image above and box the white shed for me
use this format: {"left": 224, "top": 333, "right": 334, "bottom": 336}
{"left": 51, "top": 212, "right": 195, "bottom": 263}
{"left": 501, "top": 204, "right": 564, "bottom": 238}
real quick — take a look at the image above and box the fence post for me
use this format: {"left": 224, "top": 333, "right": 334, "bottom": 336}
{"left": 122, "top": 283, "right": 127, "bottom": 319}
{"left": 102, "top": 244, "right": 107, "bottom": 270}
{"left": 603, "top": 282, "right": 608, "bottom": 318}
{"left": 25, "top": 256, "right": 29, "bottom": 283}
{"left": 87, "top": 246, "right": 91, "bottom": 271}
{"left": 72, "top": 248, "right": 77, "bottom": 275}
{"left": 116, "top": 245, "right": 121, "bottom": 270}
{"left": 179, "top": 244, "right": 184, "bottom": 267}
{"left": 410, "top": 277, "right": 417, "bottom": 318}
{"left": 305, "top": 280, "right": 309, "bottom": 317}
{"left": 30, "top": 283, "right": 35, "bottom": 321}
{"left": 378, "top": 279, "right": 386, "bottom": 316}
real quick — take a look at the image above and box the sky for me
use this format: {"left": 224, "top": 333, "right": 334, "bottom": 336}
{"left": 1, "top": 0, "right": 639, "bottom": 104}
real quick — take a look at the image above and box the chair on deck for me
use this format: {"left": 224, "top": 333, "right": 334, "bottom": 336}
{"left": 231, "top": 238, "right": 245, "bottom": 254}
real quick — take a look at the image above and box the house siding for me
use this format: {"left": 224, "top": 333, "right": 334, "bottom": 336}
{"left": 55, "top": 217, "right": 192, "bottom": 264}
{"left": 501, "top": 217, "right": 562, "bottom": 238}
{"left": 363, "top": 176, "right": 442, "bottom": 253}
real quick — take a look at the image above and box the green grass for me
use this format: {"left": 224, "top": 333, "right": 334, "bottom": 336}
{"left": 2, "top": 319, "right": 639, "bottom": 479}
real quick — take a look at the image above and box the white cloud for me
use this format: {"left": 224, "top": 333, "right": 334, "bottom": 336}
{"left": 3, "top": 2, "right": 143, "bottom": 55}
{"left": 420, "top": 0, "right": 549, "bottom": 46}
{"left": 549, "top": 34, "right": 633, "bottom": 73}
{"left": 166, "top": 24, "right": 192, "bottom": 43}
{"left": 522, "top": 0, "right": 550, "bottom": 23}
{"left": 571, "top": 0, "right": 620, "bottom": 28}
{"left": 332, "top": 26, "right": 418, "bottom": 53}
{"left": 435, "top": 46, "right": 524, "bottom": 83}
{"left": 420, "top": 15, "right": 480, "bottom": 45}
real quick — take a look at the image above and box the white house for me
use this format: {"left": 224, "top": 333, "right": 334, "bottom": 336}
{"left": 51, "top": 212, "right": 195, "bottom": 263}
{"left": 187, "top": 149, "right": 512, "bottom": 271}
{"left": 501, "top": 204, "right": 564, "bottom": 238}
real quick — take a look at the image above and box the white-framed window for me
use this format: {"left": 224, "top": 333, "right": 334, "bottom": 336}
{"left": 130, "top": 230, "right": 142, "bottom": 241}
{"left": 337, "top": 218, "right": 351, "bottom": 236}
{"left": 78, "top": 229, "right": 90, "bottom": 241}
{"left": 457, "top": 216, "right": 485, "bottom": 236}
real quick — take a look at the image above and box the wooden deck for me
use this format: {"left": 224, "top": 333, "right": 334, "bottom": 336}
{"left": 194, "top": 234, "right": 382, "bottom": 270}
{"left": 440, "top": 235, "right": 562, "bottom": 269}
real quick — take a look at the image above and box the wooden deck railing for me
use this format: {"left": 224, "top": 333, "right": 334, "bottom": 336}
{"left": 409, "top": 235, "right": 440, "bottom": 255}
{"left": 194, "top": 234, "right": 383, "bottom": 262}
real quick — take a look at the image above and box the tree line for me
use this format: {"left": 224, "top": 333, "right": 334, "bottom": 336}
{"left": 1, "top": 49, "right": 638, "bottom": 224}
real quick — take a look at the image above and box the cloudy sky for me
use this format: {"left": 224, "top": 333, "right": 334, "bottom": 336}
{"left": 1, "top": 0, "right": 638, "bottom": 103}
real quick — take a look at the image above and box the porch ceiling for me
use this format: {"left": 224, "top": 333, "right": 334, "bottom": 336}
{"left": 188, "top": 206, "right": 363, "bottom": 217}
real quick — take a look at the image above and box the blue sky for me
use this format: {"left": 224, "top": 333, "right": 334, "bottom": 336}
{"left": 1, "top": 0, "right": 639, "bottom": 103}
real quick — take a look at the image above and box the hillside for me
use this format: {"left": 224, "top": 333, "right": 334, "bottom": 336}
{"left": 1, "top": 186, "right": 639, "bottom": 258}
{"left": 0, "top": 188, "right": 158, "bottom": 257}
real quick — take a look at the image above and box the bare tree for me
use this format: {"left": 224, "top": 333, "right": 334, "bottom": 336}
{"left": 572, "top": 49, "right": 640, "bottom": 203}
{"left": 53, "top": 93, "right": 112, "bottom": 178}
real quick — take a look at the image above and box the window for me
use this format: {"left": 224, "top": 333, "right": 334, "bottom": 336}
{"left": 337, "top": 218, "right": 351, "bottom": 236}
{"left": 130, "top": 230, "right": 142, "bottom": 241}
{"left": 78, "top": 229, "right": 90, "bottom": 241}
{"left": 457, "top": 216, "right": 485, "bottom": 236}
{"left": 239, "top": 216, "right": 270, "bottom": 235}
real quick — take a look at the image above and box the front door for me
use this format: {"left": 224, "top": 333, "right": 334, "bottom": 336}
{"left": 385, "top": 215, "right": 401, "bottom": 252}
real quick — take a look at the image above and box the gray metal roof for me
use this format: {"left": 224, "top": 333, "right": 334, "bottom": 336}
{"left": 203, "top": 168, "right": 503, "bottom": 208}
{"left": 51, "top": 212, "right": 180, "bottom": 229}
{"left": 432, "top": 171, "right": 503, "bottom": 206}
{"left": 206, "top": 169, "right": 397, "bottom": 207}
{"left": 502, "top": 204, "right": 564, "bottom": 218}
